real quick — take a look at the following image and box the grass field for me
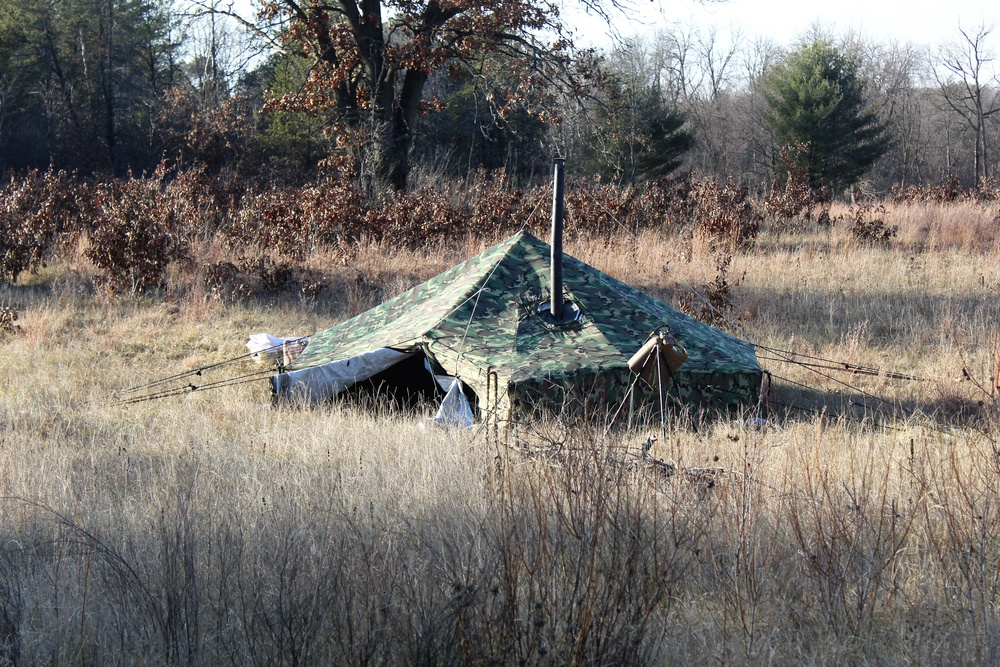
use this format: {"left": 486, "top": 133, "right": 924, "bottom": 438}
{"left": 2, "top": 199, "right": 1000, "bottom": 664}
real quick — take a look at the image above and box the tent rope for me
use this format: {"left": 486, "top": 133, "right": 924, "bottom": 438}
{"left": 453, "top": 192, "right": 547, "bottom": 380}
{"left": 755, "top": 344, "right": 930, "bottom": 382}
{"left": 117, "top": 345, "right": 284, "bottom": 396}
{"left": 115, "top": 367, "right": 276, "bottom": 405}
{"left": 575, "top": 186, "right": 933, "bottom": 399}
{"left": 762, "top": 371, "right": 923, "bottom": 433}
{"left": 755, "top": 353, "right": 930, "bottom": 382}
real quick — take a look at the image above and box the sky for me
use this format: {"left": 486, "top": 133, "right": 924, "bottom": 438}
{"left": 562, "top": 0, "right": 998, "bottom": 50}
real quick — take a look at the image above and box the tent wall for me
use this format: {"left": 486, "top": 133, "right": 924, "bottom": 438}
{"left": 509, "top": 367, "right": 763, "bottom": 417}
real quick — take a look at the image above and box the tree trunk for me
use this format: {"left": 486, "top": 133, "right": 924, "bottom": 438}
{"left": 102, "top": 0, "right": 116, "bottom": 168}
{"left": 44, "top": 28, "right": 85, "bottom": 139}
{"left": 387, "top": 69, "right": 428, "bottom": 190}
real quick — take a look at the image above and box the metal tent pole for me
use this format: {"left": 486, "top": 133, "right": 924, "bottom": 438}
{"left": 550, "top": 158, "right": 565, "bottom": 321}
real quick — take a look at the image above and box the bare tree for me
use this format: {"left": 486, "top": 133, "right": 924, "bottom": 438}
{"left": 933, "top": 23, "right": 1000, "bottom": 185}
{"left": 179, "top": 0, "right": 265, "bottom": 106}
{"left": 651, "top": 25, "right": 696, "bottom": 106}
{"left": 734, "top": 35, "right": 780, "bottom": 186}
{"left": 684, "top": 25, "right": 742, "bottom": 176}
{"left": 839, "top": 34, "right": 926, "bottom": 189}
{"left": 694, "top": 25, "right": 740, "bottom": 101}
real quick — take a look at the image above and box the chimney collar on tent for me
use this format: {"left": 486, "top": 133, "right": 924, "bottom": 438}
{"left": 536, "top": 299, "right": 582, "bottom": 326}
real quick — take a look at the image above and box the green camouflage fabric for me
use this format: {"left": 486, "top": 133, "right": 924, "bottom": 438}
{"left": 285, "top": 231, "right": 762, "bottom": 415}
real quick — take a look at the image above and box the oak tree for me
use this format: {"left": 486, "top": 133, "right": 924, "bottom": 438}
{"left": 254, "top": 0, "right": 605, "bottom": 190}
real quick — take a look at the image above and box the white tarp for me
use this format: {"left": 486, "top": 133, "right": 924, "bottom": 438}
{"left": 271, "top": 348, "right": 413, "bottom": 403}
{"left": 430, "top": 378, "right": 474, "bottom": 429}
{"left": 247, "top": 333, "right": 309, "bottom": 366}
{"left": 247, "top": 332, "right": 286, "bottom": 363}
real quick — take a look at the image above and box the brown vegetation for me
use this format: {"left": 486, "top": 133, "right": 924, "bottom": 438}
{"left": 3, "top": 169, "right": 1000, "bottom": 663}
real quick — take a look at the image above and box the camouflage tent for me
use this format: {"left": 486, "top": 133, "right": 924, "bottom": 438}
{"left": 271, "top": 231, "right": 762, "bottom": 419}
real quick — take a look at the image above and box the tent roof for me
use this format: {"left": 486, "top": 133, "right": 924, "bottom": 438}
{"left": 289, "top": 231, "right": 759, "bottom": 407}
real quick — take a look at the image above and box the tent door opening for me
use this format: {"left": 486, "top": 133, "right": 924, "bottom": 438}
{"left": 339, "top": 351, "right": 442, "bottom": 410}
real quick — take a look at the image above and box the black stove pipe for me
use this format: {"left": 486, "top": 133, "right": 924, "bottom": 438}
{"left": 550, "top": 158, "right": 565, "bottom": 321}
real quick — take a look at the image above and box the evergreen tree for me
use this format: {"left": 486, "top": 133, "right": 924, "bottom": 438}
{"left": 763, "top": 40, "right": 889, "bottom": 191}
{"left": 250, "top": 52, "right": 335, "bottom": 179}
{"left": 0, "top": 0, "right": 179, "bottom": 172}
{"left": 411, "top": 59, "right": 549, "bottom": 181}
{"left": 586, "top": 79, "right": 694, "bottom": 184}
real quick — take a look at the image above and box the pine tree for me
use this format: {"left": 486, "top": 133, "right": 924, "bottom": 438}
{"left": 763, "top": 40, "right": 889, "bottom": 191}
{"left": 586, "top": 80, "right": 694, "bottom": 184}
{"left": 0, "top": 0, "right": 179, "bottom": 171}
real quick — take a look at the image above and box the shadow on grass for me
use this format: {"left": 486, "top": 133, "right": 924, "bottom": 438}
{"left": 622, "top": 281, "right": 1000, "bottom": 348}
{"left": 764, "top": 376, "right": 993, "bottom": 431}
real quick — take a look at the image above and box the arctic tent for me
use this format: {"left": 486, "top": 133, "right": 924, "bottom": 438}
{"left": 270, "top": 231, "right": 762, "bottom": 420}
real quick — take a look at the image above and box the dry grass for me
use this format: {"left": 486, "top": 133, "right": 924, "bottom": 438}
{"left": 2, "top": 200, "right": 1000, "bottom": 664}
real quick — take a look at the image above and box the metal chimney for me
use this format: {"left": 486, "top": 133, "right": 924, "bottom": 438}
{"left": 550, "top": 158, "right": 565, "bottom": 321}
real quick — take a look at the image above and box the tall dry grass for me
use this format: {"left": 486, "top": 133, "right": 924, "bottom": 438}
{"left": 2, "top": 198, "right": 1000, "bottom": 663}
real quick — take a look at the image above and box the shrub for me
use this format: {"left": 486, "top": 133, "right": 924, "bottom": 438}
{"left": 677, "top": 252, "right": 744, "bottom": 327}
{"left": 465, "top": 171, "right": 536, "bottom": 237}
{"left": 162, "top": 164, "right": 230, "bottom": 241}
{"left": 640, "top": 175, "right": 697, "bottom": 226}
{"left": 691, "top": 178, "right": 762, "bottom": 251}
{"left": 203, "top": 261, "right": 253, "bottom": 302}
{"left": 0, "top": 169, "right": 90, "bottom": 282}
{"left": 848, "top": 201, "right": 897, "bottom": 246}
{"left": 364, "top": 187, "right": 463, "bottom": 248}
{"left": 224, "top": 177, "right": 365, "bottom": 261}
{"left": 86, "top": 169, "right": 184, "bottom": 293}
{"left": 762, "top": 146, "right": 832, "bottom": 230}
{"left": 890, "top": 177, "right": 964, "bottom": 204}
{"left": 0, "top": 306, "right": 19, "bottom": 334}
